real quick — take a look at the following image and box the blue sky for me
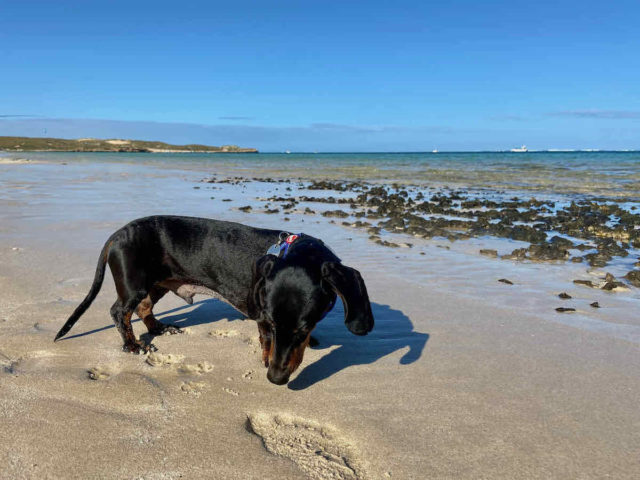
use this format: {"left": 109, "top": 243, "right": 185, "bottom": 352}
{"left": 1, "top": 0, "right": 639, "bottom": 151}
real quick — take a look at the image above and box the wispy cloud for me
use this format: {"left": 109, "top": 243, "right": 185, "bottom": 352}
{"left": 309, "top": 123, "right": 383, "bottom": 133}
{"left": 218, "top": 116, "right": 254, "bottom": 121}
{"left": 0, "top": 114, "right": 40, "bottom": 118}
{"left": 490, "top": 114, "right": 529, "bottom": 122}
{"left": 549, "top": 109, "right": 640, "bottom": 119}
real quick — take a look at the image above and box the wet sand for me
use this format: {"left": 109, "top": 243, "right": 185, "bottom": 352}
{"left": 1, "top": 158, "right": 639, "bottom": 479}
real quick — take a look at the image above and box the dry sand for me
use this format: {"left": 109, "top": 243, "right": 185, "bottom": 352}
{"left": 0, "top": 159, "right": 639, "bottom": 479}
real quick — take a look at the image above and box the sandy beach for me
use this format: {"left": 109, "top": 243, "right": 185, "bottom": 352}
{"left": 1, "top": 155, "right": 639, "bottom": 479}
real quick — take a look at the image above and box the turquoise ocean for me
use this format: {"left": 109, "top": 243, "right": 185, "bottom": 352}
{"left": 6, "top": 150, "right": 640, "bottom": 199}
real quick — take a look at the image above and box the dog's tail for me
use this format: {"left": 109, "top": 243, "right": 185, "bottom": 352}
{"left": 54, "top": 240, "right": 112, "bottom": 342}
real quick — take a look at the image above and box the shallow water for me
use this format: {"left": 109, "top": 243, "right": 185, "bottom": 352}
{"left": 6, "top": 150, "right": 640, "bottom": 199}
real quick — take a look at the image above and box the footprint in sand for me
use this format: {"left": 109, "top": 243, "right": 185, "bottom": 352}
{"left": 247, "top": 413, "right": 367, "bottom": 480}
{"left": 223, "top": 387, "right": 239, "bottom": 396}
{"left": 178, "top": 361, "right": 213, "bottom": 375}
{"left": 242, "top": 369, "right": 254, "bottom": 380}
{"left": 87, "top": 366, "right": 112, "bottom": 380}
{"left": 180, "top": 380, "right": 206, "bottom": 396}
{"left": 208, "top": 328, "right": 240, "bottom": 338}
{"left": 146, "top": 352, "right": 184, "bottom": 367}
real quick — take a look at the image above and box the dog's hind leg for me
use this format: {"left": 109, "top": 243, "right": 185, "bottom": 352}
{"left": 108, "top": 246, "right": 159, "bottom": 352}
{"left": 137, "top": 286, "right": 183, "bottom": 336}
{"left": 111, "top": 298, "right": 150, "bottom": 353}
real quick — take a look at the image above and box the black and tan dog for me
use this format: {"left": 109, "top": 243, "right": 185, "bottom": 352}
{"left": 54, "top": 215, "right": 374, "bottom": 385}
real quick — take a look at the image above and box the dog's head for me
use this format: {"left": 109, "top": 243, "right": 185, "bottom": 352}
{"left": 247, "top": 252, "right": 374, "bottom": 385}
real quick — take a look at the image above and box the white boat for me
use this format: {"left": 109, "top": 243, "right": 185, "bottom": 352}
{"left": 432, "top": 149, "right": 438, "bottom": 153}
{"left": 510, "top": 145, "right": 528, "bottom": 152}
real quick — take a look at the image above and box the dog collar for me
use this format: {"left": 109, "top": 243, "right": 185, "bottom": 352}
{"left": 266, "top": 232, "right": 301, "bottom": 258}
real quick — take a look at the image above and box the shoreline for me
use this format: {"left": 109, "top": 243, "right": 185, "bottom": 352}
{"left": 4, "top": 150, "right": 640, "bottom": 200}
{"left": 1, "top": 155, "right": 639, "bottom": 478}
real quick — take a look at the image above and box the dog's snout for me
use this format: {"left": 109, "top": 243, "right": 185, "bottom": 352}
{"left": 266, "top": 367, "right": 290, "bottom": 385}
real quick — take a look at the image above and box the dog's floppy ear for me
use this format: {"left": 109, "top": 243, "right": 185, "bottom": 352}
{"left": 247, "top": 255, "right": 279, "bottom": 319}
{"left": 321, "top": 262, "right": 374, "bottom": 335}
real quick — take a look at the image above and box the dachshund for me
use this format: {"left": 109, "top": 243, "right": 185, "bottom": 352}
{"left": 54, "top": 215, "right": 374, "bottom": 385}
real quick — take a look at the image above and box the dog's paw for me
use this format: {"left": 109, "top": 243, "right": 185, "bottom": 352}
{"left": 122, "top": 341, "right": 156, "bottom": 354}
{"left": 151, "top": 322, "right": 184, "bottom": 336}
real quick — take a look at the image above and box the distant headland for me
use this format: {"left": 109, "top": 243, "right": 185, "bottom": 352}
{"left": 0, "top": 136, "right": 258, "bottom": 153}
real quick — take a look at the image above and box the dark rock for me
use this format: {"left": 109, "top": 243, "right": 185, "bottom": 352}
{"left": 238, "top": 205, "right": 252, "bottom": 212}
{"left": 508, "top": 225, "right": 547, "bottom": 243}
{"left": 558, "top": 292, "right": 572, "bottom": 299}
{"left": 624, "top": 270, "right": 640, "bottom": 287}
{"left": 527, "top": 243, "right": 569, "bottom": 261}
{"left": 375, "top": 239, "right": 400, "bottom": 248}
{"left": 322, "top": 210, "right": 349, "bottom": 218}
{"left": 502, "top": 248, "right": 528, "bottom": 261}
{"left": 379, "top": 216, "right": 405, "bottom": 230}
{"left": 596, "top": 238, "right": 628, "bottom": 257}
{"left": 555, "top": 307, "right": 576, "bottom": 313}
{"left": 498, "top": 278, "right": 514, "bottom": 285}
{"left": 573, "top": 279, "right": 596, "bottom": 288}
{"left": 590, "top": 302, "right": 600, "bottom": 308}
{"left": 549, "top": 236, "right": 574, "bottom": 249}
{"left": 584, "top": 251, "right": 611, "bottom": 267}
{"left": 479, "top": 249, "right": 498, "bottom": 258}
{"left": 600, "top": 274, "right": 626, "bottom": 291}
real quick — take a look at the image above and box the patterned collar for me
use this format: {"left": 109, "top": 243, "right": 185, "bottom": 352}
{"left": 266, "top": 232, "right": 301, "bottom": 258}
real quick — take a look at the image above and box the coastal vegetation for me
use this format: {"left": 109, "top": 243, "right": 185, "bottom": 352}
{"left": 0, "top": 136, "right": 257, "bottom": 153}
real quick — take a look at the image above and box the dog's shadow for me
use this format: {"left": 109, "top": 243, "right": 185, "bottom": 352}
{"left": 288, "top": 302, "right": 429, "bottom": 390}
{"left": 60, "top": 299, "right": 240, "bottom": 342}
{"left": 64, "top": 298, "right": 428, "bottom": 390}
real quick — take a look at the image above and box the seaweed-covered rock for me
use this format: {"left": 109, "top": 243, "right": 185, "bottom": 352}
{"left": 379, "top": 216, "right": 405, "bottom": 230}
{"left": 527, "top": 243, "right": 569, "bottom": 261}
{"left": 584, "top": 251, "right": 612, "bottom": 267}
{"left": 624, "top": 270, "right": 640, "bottom": 287}
{"left": 601, "top": 273, "right": 627, "bottom": 291}
{"left": 596, "top": 239, "right": 628, "bottom": 258}
{"left": 508, "top": 225, "right": 547, "bottom": 243}
{"left": 322, "top": 209, "right": 349, "bottom": 218}
{"left": 502, "top": 248, "right": 528, "bottom": 261}
{"left": 549, "top": 236, "right": 575, "bottom": 249}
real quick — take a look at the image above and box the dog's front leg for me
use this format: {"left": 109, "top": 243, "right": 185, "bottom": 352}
{"left": 257, "top": 322, "right": 273, "bottom": 367}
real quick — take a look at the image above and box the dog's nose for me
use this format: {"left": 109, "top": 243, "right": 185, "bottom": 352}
{"left": 267, "top": 368, "right": 290, "bottom": 385}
